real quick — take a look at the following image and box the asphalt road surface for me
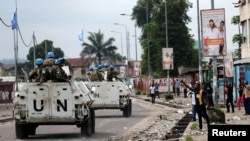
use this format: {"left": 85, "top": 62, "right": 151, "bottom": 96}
{"left": 0, "top": 98, "right": 158, "bottom": 141}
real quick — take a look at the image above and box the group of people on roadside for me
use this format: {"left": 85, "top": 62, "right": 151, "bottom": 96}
{"left": 29, "top": 52, "right": 70, "bottom": 85}
{"left": 180, "top": 77, "right": 250, "bottom": 130}
{"left": 87, "top": 63, "right": 120, "bottom": 82}
{"left": 223, "top": 79, "right": 250, "bottom": 115}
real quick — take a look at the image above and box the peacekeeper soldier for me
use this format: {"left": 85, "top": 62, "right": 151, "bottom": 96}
{"left": 101, "top": 63, "right": 109, "bottom": 80}
{"left": 51, "top": 58, "right": 70, "bottom": 83}
{"left": 43, "top": 52, "right": 55, "bottom": 68}
{"left": 43, "top": 52, "right": 55, "bottom": 79}
{"left": 107, "top": 65, "right": 120, "bottom": 81}
{"left": 87, "top": 66, "right": 99, "bottom": 81}
{"left": 29, "top": 58, "right": 44, "bottom": 82}
{"left": 97, "top": 64, "right": 104, "bottom": 81}
{"left": 29, "top": 58, "right": 50, "bottom": 85}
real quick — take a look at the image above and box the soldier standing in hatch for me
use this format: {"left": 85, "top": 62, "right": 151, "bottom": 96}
{"left": 51, "top": 58, "right": 70, "bottom": 83}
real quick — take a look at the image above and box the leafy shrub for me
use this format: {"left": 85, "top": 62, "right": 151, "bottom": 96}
{"left": 185, "top": 135, "right": 193, "bottom": 141}
{"left": 190, "top": 123, "right": 198, "bottom": 130}
{"left": 135, "top": 89, "right": 141, "bottom": 95}
{"left": 165, "top": 93, "right": 174, "bottom": 100}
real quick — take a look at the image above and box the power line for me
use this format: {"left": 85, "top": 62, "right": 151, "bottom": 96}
{"left": 18, "top": 27, "right": 33, "bottom": 47}
{"left": 0, "top": 18, "right": 11, "bottom": 27}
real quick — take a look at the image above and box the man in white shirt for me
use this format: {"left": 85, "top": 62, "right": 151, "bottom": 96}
{"left": 203, "top": 19, "right": 223, "bottom": 56}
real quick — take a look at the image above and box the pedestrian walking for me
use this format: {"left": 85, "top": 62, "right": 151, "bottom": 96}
{"left": 205, "top": 82, "right": 214, "bottom": 109}
{"left": 225, "top": 83, "right": 234, "bottom": 113}
{"left": 243, "top": 81, "right": 250, "bottom": 115}
{"left": 175, "top": 79, "right": 181, "bottom": 97}
{"left": 172, "top": 78, "right": 175, "bottom": 94}
{"left": 149, "top": 84, "right": 155, "bottom": 104}
{"left": 154, "top": 82, "right": 161, "bottom": 98}
{"left": 237, "top": 79, "right": 244, "bottom": 110}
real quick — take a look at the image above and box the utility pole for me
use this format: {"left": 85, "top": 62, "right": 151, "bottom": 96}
{"left": 165, "top": 0, "right": 170, "bottom": 94}
{"left": 210, "top": 0, "right": 219, "bottom": 108}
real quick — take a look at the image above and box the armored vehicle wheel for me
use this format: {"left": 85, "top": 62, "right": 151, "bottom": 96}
{"left": 81, "top": 111, "right": 92, "bottom": 137}
{"left": 15, "top": 122, "right": 28, "bottom": 139}
{"left": 128, "top": 99, "right": 132, "bottom": 116}
{"left": 123, "top": 99, "right": 132, "bottom": 117}
{"left": 90, "top": 109, "right": 95, "bottom": 134}
{"left": 28, "top": 124, "right": 38, "bottom": 135}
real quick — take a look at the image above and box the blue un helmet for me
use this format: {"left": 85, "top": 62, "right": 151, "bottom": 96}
{"left": 109, "top": 65, "right": 114, "bottom": 70}
{"left": 47, "top": 52, "right": 54, "bottom": 58}
{"left": 89, "top": 66, "right": 94, "bottom": 71}
{"left": 55, "top": 59, "right": 60, "bottom": 65}
{"left": 103, "top": 63, "right": 109, "bottom": 68}
{"left": 56, "top": 58, "right": 65, "bottom": 65}
{"left": 35, "top": 58, "right": 43, "bottom": 65}
{"left": 97, "top": 64, "right": 103, "bottom": 70}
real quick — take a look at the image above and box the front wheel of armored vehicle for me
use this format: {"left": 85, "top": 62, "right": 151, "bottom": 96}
{"left": 15, "top": 122, "right": 28, "bottom": 139}
{"left": 90, "top": 109, "right": 95, "bottom": 134}
{"left": 128, "top": 99, "right": 132, "bottom": 116}
{"left": 123, "top": 99, "right": 132, "bottom": 117}
{"left": 81, "top": 110, "right": 93, "bottom": 137}
{"left": 28, "top": 124, "right": 38, "bottom": 135}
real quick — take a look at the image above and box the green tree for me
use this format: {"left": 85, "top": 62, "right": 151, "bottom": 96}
{"left": 80, "top": 30, "right": 122, "bottom": 64}
{"left": 16, "top": 40, "right": 65, "bottom": 79}
{"left": 132, "top": 0, "right": 197, "bottom": 77}
{"left": 231, "top": 15, "right": 242, "bottom": 59}
{"left": 27, "top": 40, "right": 64, "bottom": 62}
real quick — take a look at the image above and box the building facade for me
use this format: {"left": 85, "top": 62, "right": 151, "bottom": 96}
{"left": 239, "top": 0, "right": 250, "bottom": 58}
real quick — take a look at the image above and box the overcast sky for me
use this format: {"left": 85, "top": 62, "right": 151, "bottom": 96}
{"left": 0, "top": 0, "right": 239, "bottom": 61}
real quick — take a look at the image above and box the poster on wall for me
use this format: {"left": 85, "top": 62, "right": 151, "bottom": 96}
{"left": 224, "top": 53, "right": 234, "bottom": 77}
{"left": 162, "top": 48, "right": 173, "bottom": 70}
{"left": 201, "top": 8, "right": 226, "bottom": 57}
{"left": 134, "top": 61, "right": 141, "bottom": 76}
{"left": 119, "top": 66, "right": 126, "bottom": 78}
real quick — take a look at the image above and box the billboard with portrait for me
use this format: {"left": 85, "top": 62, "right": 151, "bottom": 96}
{"left": 224, "top": 53, "right": 234, "bottom": 78}
{"left": 133, "top": 61, "right": 141, "bottom": 76}
{"left": 201, "top": 8, "right": 226, "bottom": 57}
{"left": 162, "top": 48, "right": 173, "bottom": 70}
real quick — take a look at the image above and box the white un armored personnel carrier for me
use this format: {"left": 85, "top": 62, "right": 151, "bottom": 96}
{"left": 83, "top": 80, "right": 133, "bottom": 117}
{"left": 13, "top": 81, "right": 95, "bottom": 139}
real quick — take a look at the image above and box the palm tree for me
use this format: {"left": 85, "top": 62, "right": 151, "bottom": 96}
{"left": 231, "top": 15, "right": 242, "bottom": 59}
{"left": 80, "top": 30, "right": 121, "bottom": 64}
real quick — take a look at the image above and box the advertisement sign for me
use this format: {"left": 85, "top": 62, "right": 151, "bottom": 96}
{"left": 119, "top": 66, "right": 126, "bottom": 78}
{"left": 201, "top": 8, "right": 226, "bottom": 57}
{"left": 224, "top": 53, "right": 234, "bottom": 77}
{"left": 162, "top": 48, "right": 173, "bottom": 70}
{"left": 133, "top": 61, "right": 141, "bottom": 76}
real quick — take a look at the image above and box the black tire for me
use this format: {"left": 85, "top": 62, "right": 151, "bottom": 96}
{"left": 123, "top": 100, "right": 130, "bottom": 117}
{"left": 28, "top": 125, "right": 38, "bottom": 135}
{"left": 81, "top": 111, "right": 92, "bottom": 137}
{"left": 15, "top": 122, "right": 28, "bottom": 139}
{"left": 90, "top": 109, "right": 95, "bottom": 134}
{"left": 128, "top": 99, "right": 132, "bottom": 116}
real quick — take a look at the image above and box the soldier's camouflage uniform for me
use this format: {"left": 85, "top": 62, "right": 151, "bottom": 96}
{"left": 29, "top": 67, "right": 50, "bottom": 83}
{"left": 107, "top": 70, "right": 119, "bottom": 81}
{"left": 43, "top": 58, "right": 55, "bottom": 68}
{"left": 29, "top": 68, "right": 42, "bottom": 82}
{"left": 87, "top": 71, "right": 100, "bottom": 81}
{"left": 51, "top": 65, "right": 68, "bottom": 82}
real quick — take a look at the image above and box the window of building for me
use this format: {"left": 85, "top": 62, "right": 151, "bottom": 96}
{"left": 249, "top": 19, "right": 250, "bottom": 43}
{"left": 241, "top": 20, "right": 248, "bottom": 43}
